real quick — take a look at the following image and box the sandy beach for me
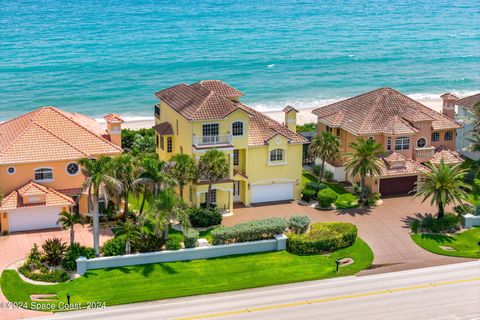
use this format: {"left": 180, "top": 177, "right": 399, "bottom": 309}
{"left": 119, "top": 98, "right": 445, "bottom": 130}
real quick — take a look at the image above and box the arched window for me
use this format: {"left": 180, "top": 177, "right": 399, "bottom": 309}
{"left": 167, "top": 137, "right": 173, "bottom": 153}
{"left": 270, "top": 149, "right": 284, "bottom": 162}
{"left": 35, "top": 168, "right": 53, "bottom": 181}
{"left": 232, "top": 121, "right": 244, "bottom": 136}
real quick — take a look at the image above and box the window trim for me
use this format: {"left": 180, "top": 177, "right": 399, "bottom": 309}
{"left": 231, "top": 121, "right": 244, "bottom": 137}
{"left": 65, "top": 162, "right": 80, "bottom": 176}
{"left": 394, "top": 137, "right": 410, "bottom": 151}
{"left": 34, "top": 167, "right": 54, "bottom": 182}
{"left": 269, "top": 149, "right": 286, "bottom": 165}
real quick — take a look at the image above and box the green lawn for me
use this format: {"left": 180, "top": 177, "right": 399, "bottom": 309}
{"left": 169, "top": 227, "right": 217, "bottom": 243}
{"left": 411, "top": 227, "right": 480, "bottom": 258}
{"left": 1, "top": 238, "right": 373, "bottom": 311}
{"left": 128, "top": 194, "right": 151, "bottom": 212}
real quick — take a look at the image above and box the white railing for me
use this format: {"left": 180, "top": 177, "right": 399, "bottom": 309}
{"left": 414, "top": 146, "right": 435, "bottom": 159}
{"left": 193, "top": 134, "right": 232, "bottom": 147}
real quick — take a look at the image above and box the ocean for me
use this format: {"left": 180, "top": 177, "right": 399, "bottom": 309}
{"left": 1, "top": 0, "right": 479, "bottom": 121}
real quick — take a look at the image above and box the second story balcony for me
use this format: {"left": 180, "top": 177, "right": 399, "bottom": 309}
{"left": 414, "top": 146, "right": 435, "bottom": 163}
{"left": 193, "top": 134, "right": 233, "bottom": 148}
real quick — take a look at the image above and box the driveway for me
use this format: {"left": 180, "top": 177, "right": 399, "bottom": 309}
{"left": 225, "top": 196, "right": 472, "bottom": 275}
{"left": 0, "top": 225, "right": 113, "bottom": 320}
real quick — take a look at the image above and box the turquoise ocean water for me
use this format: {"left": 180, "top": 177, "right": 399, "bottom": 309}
{"left": 1, "top": 0, "right": 479, "bottom": 121}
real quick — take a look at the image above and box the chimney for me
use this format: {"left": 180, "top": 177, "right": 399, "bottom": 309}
{"left": 283, "top": 106, "right": 299, "bottom": 133}
{"left": 103, "top": 114, "right": 124, "bottom": 147}
{"left": 440, "top": 93, "right": 458, "bottom": 119}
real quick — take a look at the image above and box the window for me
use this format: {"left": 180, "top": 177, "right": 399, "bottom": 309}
{"left": 386, "top": 137, "right": 392, "bottom": 151}
{"left": 233, "top": 149, "right": 239, "bottom": 166}
{"left": 167, "top": 137, "right": 173, "bottom": 153}
{"left": 156, "top": 135, "right": 159, "bottom": 148}
{"left": 417, "top": 138, "right": 427, "bottom": 148}
{"left": 270, "top": 149, "right": 284, "bottom": 162}
{"left": 7, "top": 166, "right": 15, "bottom": 175}
{"left": 202, "top": 123, "right": 219, "bottom": 136}
{"left": 206, "top": 189, "right": 217, "bottom": 204}
{"left": 154, "top": 105, "right": 160, "bottom": 117}
{"left": 444, "top": 131, "right": 453, "bottom": 141}
{"left": 66, "top": 163, "right": 79, "bottom": 176}
{"left": 35, "top": 168, "right": 53, "bottom": 181}
{"left": 336, "top": 128, "right": 340, "bottom": 136}
{"left": 326, "top": 126, "right": 333, "bottom": 133}
{"left": 232, "top": 121, "right": 244, "bottom": 136}
{"left": 368, "top": 136, "right": 375, "bottom": 142}
{"left": 395, "top": 137, "right": 410, "bottom": 150}
{"left": 432, "top": 132, "right": 440, "bottom": 142}
{"left": 160, "top": 136, "right": 164, "bottom": 150}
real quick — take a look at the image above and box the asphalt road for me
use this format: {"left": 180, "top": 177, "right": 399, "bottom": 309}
{"left": 35, "top": 261, "right": 480, "bottom": 320}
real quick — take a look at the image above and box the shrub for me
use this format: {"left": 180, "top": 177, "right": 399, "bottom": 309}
{"left": 317, "top": 188, "right": 338, "bottom": 209}
{"left": 301, "top": 188, "right": 317, "bottom": 202}
{"left": 324, "top": 170, "right": 334, "bottom": 182}
{"left": 19, "top": 263, "right": 70, "bottom": 283}
{"left": 416, "top": 214, "right": 461, "bottom": 234}
{"left": 287, "top": 222, "right": 358, "bottom": 254}
{"left": 27, "top": 244, "right": 42, "bottom": 264}
{"left": 453, "top": 204, "right": 474, "bottom": 215}
{"left": 62, "top": 244, "right": 95, "bottom": 271}
{"left": 41, "top": 238, "right": 67, "bottom": 266}
{"left": 189, "top": 208, "right": 222, "bottom": 227}
{"left": 474, "top": 205, "right": 480, "bottom": 216}
{"left": 183, "top": 229, "right": 199, "bottom": 248}
{"left": 166, "top": 237, "right": 182, "bottom": 250}
{"left": 306, "top": 182, "right": 327, "bottom": 193}
{"left": 312, "top": 164, "right": 322, "bottom": 176}
{"left": 200, "top": 202, "right": 218, "bottom": 209}
{"left": 101, "top": 237, "right": 126, "bottom": 256}
{"left": 335, "top": 193, "right": 359, "bottom": 209}
{"left": 212, "top": 217, "right": 288, "bottom": 245}
{"left": 288, "top": 216, "right": 310, "bottom": 234}
{"left": 410, "top": 219, "right": 420, "bottom": 234}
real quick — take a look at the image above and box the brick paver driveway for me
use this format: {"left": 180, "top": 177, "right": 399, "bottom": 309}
{"left": 225, "top": 196, "right": 473, "bottom": 275}
{"left": 0, "top": 225, "right": 113, "bottom": 320}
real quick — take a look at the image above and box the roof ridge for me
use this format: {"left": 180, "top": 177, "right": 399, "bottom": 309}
{"left": 0, "top": 108, "right": 42, "bottom": 154}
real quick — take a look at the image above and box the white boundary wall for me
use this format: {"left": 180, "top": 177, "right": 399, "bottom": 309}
{"left": 315, "top": 159, "right": 347, "bottom": 182}
{"left": 463, "top": 214, "right": 480, "bottom": 228}
{"left": 77, "top": 234, "right": 288, "bottom": 275}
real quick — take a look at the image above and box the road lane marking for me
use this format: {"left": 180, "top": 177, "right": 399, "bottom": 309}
{"left": 176, "top": 277, "right": 480, "bottom": 320}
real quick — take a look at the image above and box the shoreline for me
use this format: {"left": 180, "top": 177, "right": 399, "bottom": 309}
{"left": 118, "top": 98, "right": 445, "bottom": 130}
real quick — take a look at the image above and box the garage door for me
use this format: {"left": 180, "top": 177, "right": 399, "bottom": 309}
{"left": 251, "top": 183, "right": 294, "bottom": 203}
{"left": 9, "top": 207, "right": 61, "bottom": 232}
{"left": 379, "top": 176, "right": 418, "bottom": 197}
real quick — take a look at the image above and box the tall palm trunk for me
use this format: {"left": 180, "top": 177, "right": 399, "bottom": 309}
{"left": 70, "top": 226, "right": 75, "bottom": 246}
{"left": 206, "top": 183, "right": 213, "bottom": 209}
{"left": 123, "top": 192, "right": 129, "bottom": 221}
{"left": 360, "top": 175, "right": 366, "bottom": 205}
{"left": 93, "top": 194, "right": 100, "bottom": 256}
{"left": 139, "top": 185, "right": 147, "bottom": 215}
{"left": 319, "top": 158, "right": 326, "bottom": 182}
{"left": 437, "top": 200, "right": 445, "bottom": 220}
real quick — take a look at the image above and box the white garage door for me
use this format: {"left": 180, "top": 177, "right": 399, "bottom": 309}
{"left": 251, "top": 183, "right": 294, "bottom": 203}
{"left": 9, "top": 207, "right": 61, "bottom": 232}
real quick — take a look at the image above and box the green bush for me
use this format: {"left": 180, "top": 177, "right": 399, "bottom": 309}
{"left": 417, "top": 214, "right": 461, "bottom": 234}
{"left": 306, "top": 182, "right": 327, "bottom": 192}
{"left": 200, "top": 202, "right": 218, "bottom": 209}
{"left": 410, "top": 219, "right": 420, "bottom": 234}
{"left": 212, "top": 217, "right": 288, "bottom": 245}
{"left": 324, "top": 170, "right": 334, "bottom": 182}
{"left": 62, "top": 244, "right": 95, "bottom": 271}
{"left": 312, "top": 165, "right": 322, "bottom": 176}
{"left": 101, "top": 237, "right": 126, "bottom": 256}
{"left": 288, "top": 216, "right": 310, "bottom": 234}
{"left": 183, "top": 229, "right": 199, "bottom": 248}
{"left": 189, "top": 208, "right": 222, "bottom": 227}
{"left": 335, "top": 193, "right": 359, "bottom": 209}
{"left": 287, "top": 222, "right": 358, "bottom": 254}
{"left": 317, "top": 188, "right": 338, "bottom": 209}
{"left": 41, "top": 238, "right": 67, "bottom": 266}
{"left": 19, "top": 261, "right": 70, "bottom": 283}
{"left": 453, "top": 204, "right": 474, "bottom": 215}
{"left": 166, "top": 237, "right": 182, "bottom": 250}
{"left": 27, "top": 244, "right": 42, "bottom": 264}
{"left": 301, "top": 188, "right": 317, "bottom": 202}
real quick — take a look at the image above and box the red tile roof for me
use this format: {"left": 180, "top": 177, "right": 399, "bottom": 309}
{"left": 312, "top": 87, "right": 461, "bottom": 135}
{"left": 0, "top": 107, "right": 123, "bottom": 165}
{"left": 455, "top": 92, "right": 480, "bottom": 113}
{"left": 430, "top": 146, "right": 464, "bottom": 165}
{"left": 375, "top": 152, "right": 430, "bottom": 177}
{"left": 197, "top": 80, "right": 244, "bottom": 98}
{"left": 283, "top": 106, "right": 299, "bottom": 113}
{"left": 153, "top": 122, "right": 174, "bottom": 135}
{"left": 104, "top": 113, "right": 124, "bottom": 124}
{"left": 0, "top": 181, "right": 74, "bottom": 211}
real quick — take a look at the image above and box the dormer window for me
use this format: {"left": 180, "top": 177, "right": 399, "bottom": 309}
{"left": 35, "top": 168, "right": 53, "bottom": 181}
{"left": 232, "top": 121, "right": 244, "bottom": 136}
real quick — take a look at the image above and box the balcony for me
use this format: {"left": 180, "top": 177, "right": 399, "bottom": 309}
{"left": 193, "top": 134, "right": 233, "bottom": 148}
{"left": 414, "top": 146, "right": 435, "bottom": 162}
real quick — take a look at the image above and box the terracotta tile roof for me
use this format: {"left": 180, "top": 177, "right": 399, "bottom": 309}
{"left": 0, "top": 107, "right": 123, "bottom": 165}
{"left": 375, "top": 152, "right": 430, "bottom": 177}
{"left": 312, "top": 87, "right": 461, "bottom": 135}
{"left": 153, "top": 122, "right": 174, "bottom": 135}
{"left": 0, "top": 181, "right": 74, "bottom": 211}
{"left": 455, "top": 92, "right": 480, "bottom": 113}
{"left": 430, "top": 146, "right": 464, "bottom": 165}
{"left": 283, "top": 106, "right": 299, "bottom": 113}
{"left": 104, "top": 113, "right": 124, "bottom": 124}
{"left": 440, "top": 92, "right": 459, "bottom": 100}
{"left": 197, "top": 80, "right": 244, "bottom": 98}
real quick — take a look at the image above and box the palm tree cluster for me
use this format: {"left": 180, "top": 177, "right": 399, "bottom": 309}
{"left": 78, "top": 149, "right": 229, "bottom": 255}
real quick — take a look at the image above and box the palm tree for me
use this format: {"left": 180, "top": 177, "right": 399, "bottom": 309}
{"left": 110, "top": 154, "right": 141, "bottom": 219}
{"left": 308, "top": 131, "right": 341, "bottom": 182}
{"left": 414, "top": 159, "right": 471, "bottom": 219}
{"left": 168, "top": 154, "right": 197, "bottom": 198}
{"left": 134, "top": 156, "right": 173, "bottom": 214}
{"left": 79, "top": 156, "right": 122, "bottom": 255}
{"left": 468, "top": 102, "right": 480, "bottom": 153}
{"left": 57, "top": 210, "right": 84, "bottom": 246}
{"left": 197, "top": 149, "right": 229, "bottom": 209}
{"left": 345, "top": 138, "right": 383, "bottom": 204}
{"left": 113, "top": 220, "right": 141, "bottom": 254}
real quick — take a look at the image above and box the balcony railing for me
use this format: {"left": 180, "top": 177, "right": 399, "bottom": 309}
{"left": 414, "top": 146, "right": 435, "bottom": 160}
{"left": 193, "top": 134, "right": 233, "bottom": 147}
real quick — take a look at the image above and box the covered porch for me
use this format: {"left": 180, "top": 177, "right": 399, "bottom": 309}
{"left": 192, "top": 181, "right": 234, "bottom": 214}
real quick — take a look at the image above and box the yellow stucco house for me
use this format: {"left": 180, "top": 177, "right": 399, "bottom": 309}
{"left": 153, "top": 80, "right": 308, "bottom": 213}
{"left": 0, "top": 107, "right": 123, "bottom": 233}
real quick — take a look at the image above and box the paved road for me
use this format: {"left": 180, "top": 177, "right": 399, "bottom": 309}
{"left": 36, "top": 261, "right": 480, "bottom": 320}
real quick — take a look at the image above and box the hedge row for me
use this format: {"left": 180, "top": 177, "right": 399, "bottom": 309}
{"left": 287, "top": 222, "right": 357, "bottom": 254}
{"left": 211, "top": 217, "right": 288, "bottom": 245}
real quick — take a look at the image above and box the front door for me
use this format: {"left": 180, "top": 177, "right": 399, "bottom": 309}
{"left": 233, "top": 181, "right": 241, "bottom": 202}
